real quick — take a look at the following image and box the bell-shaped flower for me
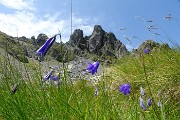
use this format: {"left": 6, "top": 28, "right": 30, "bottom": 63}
{"left": 50, "top": 75, "right": 59, "bottom": 81}
{"left": 144, "top": 48, "right": 150, "bottom": 54}
{"left": 140, "top": 86, "right": 145, "bottom": 96}
{"left": 35, "top": 36, "right": 56, "bottom": 58}
{"left": 157, "top": 101, "right": 162, "bottom": 108}
{"left": 43, "top": 70, "right": 54, "bottom": 81}
{"left": 94, "top": 88, "right": 98, "bottom": 96}
{"left": 148, "top": 98, "right": 152, "bottom": 107}
{"left": 50, "top": 74, "right": 61, "bottom": 86}
{"left": 119, "top": 83, "right": 131, "bottom": 95}
{"left": 86, "top": 61, "right": 99, "bottom": 75}
{"left": 139, "top": 96, "right": 146, "bottom": 110}
{"left": 12, "top": 84, "right": 18, "bottom": 94}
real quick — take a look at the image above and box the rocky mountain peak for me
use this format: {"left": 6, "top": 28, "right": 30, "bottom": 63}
{"left": 93, "top": 25, "right": 105, "bottom": 33}
{"left": 69, "top": 25, "right": 128, "bottom": 58}
{"left": 88, "top": 25, "right": 105, "bottom": 53}
{"left": 69, "top": 29, "right": 87, "bottom": 50}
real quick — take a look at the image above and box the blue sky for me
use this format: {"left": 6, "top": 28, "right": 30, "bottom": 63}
{"left": 0, "top": 0, "right": 180, "bottom": 51}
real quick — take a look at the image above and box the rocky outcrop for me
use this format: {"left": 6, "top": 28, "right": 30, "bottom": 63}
{"left": 135, "top": 40, "right": 170, "bottom": 53}
{"left": 68, "top": 25, "right": 128, "bottom": 58}
{"left": 102, "top": 32, "right": 127, "bottom": 58}
{"left": 69, "top": 29, "right": 87, "bottom": 50}
{"left": 88, "top": 25, "right": 105, "bottom": 53}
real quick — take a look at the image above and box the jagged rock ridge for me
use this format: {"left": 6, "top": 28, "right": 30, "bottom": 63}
{"left": 68, "top": 25, "right": 128, "bottom": 58}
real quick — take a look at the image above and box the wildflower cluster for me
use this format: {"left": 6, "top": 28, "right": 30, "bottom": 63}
{"left": 139, "top": 86, "right": 152, "bottom": 111}
{"left": 42, "top": 70, "right": 61, "bottom": 86}
{"left": 10, "top": 33, "right": 162, "bottom": 115}
{"left": 35, "top": 35, "right": 100, "bottom": 88}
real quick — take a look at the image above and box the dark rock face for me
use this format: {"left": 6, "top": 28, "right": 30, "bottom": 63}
{"left": 68, "top": 25, "right": 128, "bottom": 58}
{"left": 117, "top": 44, "right": 127, "bottom": 57}
{"left": 104, "top": 32, "right": 116, "bottom": 50}
{"left": 69, "top": 29, "right": 87, "bottom": 50}
{"left": 88, "top": 25, "right": 105, "bottom": 53}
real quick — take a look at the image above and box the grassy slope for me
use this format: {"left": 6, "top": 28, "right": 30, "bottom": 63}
{"left": 0, "top": 47, "right": 179, "bottom": 119}
{"left": 105, "top": 48, "right": 180, "bottom": 119}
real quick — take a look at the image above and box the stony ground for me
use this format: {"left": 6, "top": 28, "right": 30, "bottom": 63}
{"left": 34, "top": 56, "right": 105, "bottom": 84}
{"left": 0, "top": 48, "right": 105, "bottom": 84}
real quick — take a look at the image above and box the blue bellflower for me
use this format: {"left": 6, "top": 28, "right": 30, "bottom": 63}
{"left": 53, "top": 76, "right": 62, "bottom": 86}
{"left": 86, "top": 61, "right": 99, "bottom": 75}
{"left": 44, "top": 70, "right": 54, "bottom": 80}
{"left": 157, "top": 101, "right": 162, "bottom": 108}
{"left": 148, "top": 98, "right": 152, "bottom": 107}
{"left": 94, "top": 88, "right": 98, "bottom": 96}
{"left": 140, "top": 86, "right": 145, "bottom": 96}
{"left": 119, "top": 83, "right": 131, "bottom": 95}
{"left": 35, "top": 36, "right": 56, "bottom": 58}
{"left": 144, "top": 48, "right": 150, "bottom": 54}
{"left": 140, "top": 97, "right": 146, "bottom": 110}
{"left": 50, "top": 75, "right": 59, "bottom": 81}
{"left": 12, "top": 84, "right": 18, "bottom": 94}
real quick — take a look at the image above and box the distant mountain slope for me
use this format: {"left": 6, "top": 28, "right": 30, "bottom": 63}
{"left": 0, "top": 25, "right": 172, "bottom": 64}
{"left": 0, "top": 31, "right": 30, "bottom": 63}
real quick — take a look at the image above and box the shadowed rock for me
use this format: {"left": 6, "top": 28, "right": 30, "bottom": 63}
{"left": 88, "top": 25, "right": 105, "bottom": 53}
{"left": 69, "top": 25, "right": 128, "bottom": 58}
{"left": 69, "top": 29, "right": 87, "bottom": 50}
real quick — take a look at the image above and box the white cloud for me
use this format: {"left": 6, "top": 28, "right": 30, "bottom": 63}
{"left": 0, "top": 0, "right": 35, "bottom": 11}
{"left": 125, "top": 44, "right": 134, "bottom": 51}
{"left": 0, "top": 11, "right": 94, "bottom": 43}
{"left": 0, "top": 0, "right": 94, "bottom": 43}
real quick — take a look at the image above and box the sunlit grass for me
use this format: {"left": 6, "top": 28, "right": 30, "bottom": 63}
{"left": 0, "top": 47, "right": 180, "bottom": 119}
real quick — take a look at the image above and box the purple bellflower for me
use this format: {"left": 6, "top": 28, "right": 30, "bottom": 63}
{"left": 140, "top": 97, "right": 146, "bottom": 111}
{"left": 140, "top": 86, "right": 145, "bottom": 96}
{"left": 12, "top": 84, "right": 18, "bottom": 94}
{"left": 86, "top": 61, "right": 99, "bottom": 75}
{"left": 148, "top": 98, "right": 153, "bottom": 107}
{"left": 158, "top": 101, "right": 162, "bottom": 108}
{"left": 144, "top": 48, "right": 150, "bottom": 54}
{"left": 94, "top": 88, "right": 98, "bottom": 96}
{"left": 119, "top": 83, "right": 131, "bottom": 95}
{"left": 44, "top": 70, "right": 54, "bottom": 80}
{"left": 35, "top": 36, "right": 56, "bottom": 58}
{"left": 50, "top": 75, "right": 61, "bottom": 86}
{"left": 50, "top": 75, "right": 59, "bottom": 81}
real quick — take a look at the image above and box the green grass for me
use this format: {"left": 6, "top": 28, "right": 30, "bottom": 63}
{"left": 0, "top": 48, "right": 180, "bottom": 119}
